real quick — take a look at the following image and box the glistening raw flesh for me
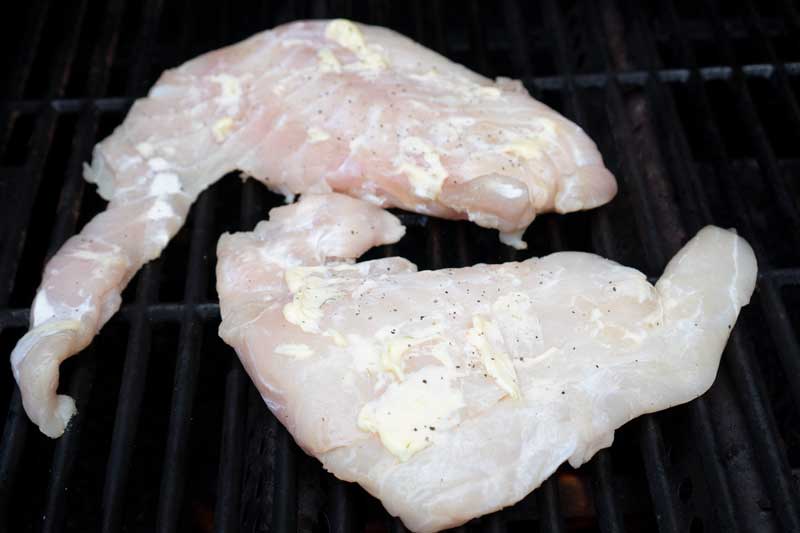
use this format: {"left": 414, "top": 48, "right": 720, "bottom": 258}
{"left": 218, "top": 194, "right": 756, "bottom": 533}
{"left": 10, "top": 19, "right": 616, "bottom": 437}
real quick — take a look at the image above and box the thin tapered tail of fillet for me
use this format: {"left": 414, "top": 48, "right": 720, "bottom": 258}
{"left": 9, "top": 193, "right": 194, "bottom": 438}
{"left": 655, "top": 225, "right": 757, "bottom": 392}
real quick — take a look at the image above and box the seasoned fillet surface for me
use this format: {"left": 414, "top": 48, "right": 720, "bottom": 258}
{"left": 218, "top": 194, "right": 756, "bottom": 532}
{"left": 11, "top": 18, "right": 616, "bottom": 438}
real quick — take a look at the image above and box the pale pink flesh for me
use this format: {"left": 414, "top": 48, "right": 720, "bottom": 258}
{"left": 218, "top": 195, "right": 756, "bottom": 532}
{"left": 11, "top": 18, "right": 616, "bottom": 437}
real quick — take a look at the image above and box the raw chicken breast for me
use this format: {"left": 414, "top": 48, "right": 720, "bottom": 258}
{"left": 218, "top": 194, "right": 756, "bottom": 533}
{"left": 11, "top": 18, "right": 617, "bottom": 437}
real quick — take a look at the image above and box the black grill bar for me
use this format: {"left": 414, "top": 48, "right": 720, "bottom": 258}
{"left": 2, "top": 0, "right": 49, "bottom": 99}
{"left": 591, "top": 452, "right": 625, "bottom": 533}
{"left": 271, "top": 427, "right": 298, "bottom": 532}
{"left": 329, "top": 480, "right": 354, "bottom": 533}
{"left": 155, "top": 190, "right": 214, "bottom": 533}
{"left": 702, "top": 2, "right": 800, "bottom": 242}
{"left": 212, "top": 179, "right": 261, "bottom": 533}
{"left": 614, "top": 6, "right": 745, "bottom": 531}
{"left": 101, "top": 264, "right": 160, "bottom": 533}
{"left": 534, "top": 0, "right": 628, "bottom": 530}
{"left": 41, "top": 353, "right": 95, "bottom": 533}
{"left": 538, "top": 477, "right": 565, "bottom": 533}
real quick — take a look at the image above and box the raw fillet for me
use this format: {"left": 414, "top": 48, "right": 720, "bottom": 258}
{"left": 217, "top": 194, "right": 756, "bottom": 533}
{"left": 11, "top": 18, "right": 616, "bottom": 438}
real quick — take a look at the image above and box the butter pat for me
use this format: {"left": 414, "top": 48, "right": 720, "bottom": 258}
{"left": 274, "top": 343, "right": 314, "bottom": 359}
{"left": 502, "top": 138, "right": 545, "bottom": 160}
{"left": 307, "top": 126, "right": 331, "bottom": 143}
{"left": 212, "top": 117, "right": 235, "bottom": 142}
{"left": 324, "top": 19, "right": 387, "bottom": 72}
{"left": 396, "top": 137, "right": 448, "bottom": 200}
{"left": 466, "top": 316, "right": 521, "bottom": 399}
{"left": 283, "top": 267, "right": 346, "bottom": 334}
{"left": 209, "top": 73, "right": 242, "bottom": 108}
{"left": 358, "top": 366, "right": 464, "bottom": 461}
{"left": 317, "top": 48, "right": 342, "bottom": 73}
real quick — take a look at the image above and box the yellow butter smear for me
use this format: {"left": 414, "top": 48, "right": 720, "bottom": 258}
{"left": 358, "top": 366, "right": 464, "bottom": 461}
{"left": 396, "top": 137, "right": 448, "bottom": 200}
{"left": 282, "top": 267, "right": 344, "bottom": 335}
{"left": 324, "top": 19, "right": 387, "bottom": 71}
{"left": 466, "top": 316, "right": 521, "bottom": 399}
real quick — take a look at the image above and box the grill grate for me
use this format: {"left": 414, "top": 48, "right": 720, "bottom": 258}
{"left": 1, "top": 0, "right": 800, "bottom": 532}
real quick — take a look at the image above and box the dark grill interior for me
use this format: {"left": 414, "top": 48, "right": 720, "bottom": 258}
{"left": 1, "top": 0, "right": 799, "bottom": 531}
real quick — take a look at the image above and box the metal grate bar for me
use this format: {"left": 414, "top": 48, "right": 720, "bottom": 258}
{"left": 532, "top": 1, "right": 628, "bottom": 531}
{"left": 538, "top": 477, "right": 564, "bottom": 533}
{"left": 725, "top": 332, "right": 800, "bottom": 531}
{"left": 329, "top": 481, "right": 354, "bottom": 533}
{"left": 0, "top": 389, "right": 25, "bottom": 531}
{"left": 41, "top": 354, "right": 95, "bottom": 533}
{"left": 573, "top": 10, "right": 683, "bottom": 533}
{"left": 758, "top": 279, "right": 800, "bottom": 411}
{"left": 638, "top": 418, "right": 679, "bottom": 533}
{"left": 616, "top": 5, "right": 744, "bottom": 531}
{"left": 467, "top": 0, "right": 490, "bottom": 75}
{"left": 155, "top": 190, "right": 215, "bottom": 532}
{"left": 702, "top": 0, "right": 800, "bottom": 240}
{"left": 389, "top": 517, "right": 408, "bottom": 533}
{"left": 2, "top": 0, "right": 49, "bottom": 99}
{"left": 741, "top": 0, "right": 800, "bottom": 135}
{"left": 212, "top": 179, "right": 262, "bottom": 533}
{"left": 591, "top": 451, "right": 625, "bottom": 533}
{"left": 101, "top": 265, "right": 160, "bottom": 533}
{"left": 271, "top": 426, "right": 298, "bottom": 531}
{"left": 212, "top": 326, "right": 246, "bottom": 533}
{"left": 736, "top": 0, "right": 800, "bottom": 413}
{"left": 126, "top": 0, "right": 165, "bottom": 97}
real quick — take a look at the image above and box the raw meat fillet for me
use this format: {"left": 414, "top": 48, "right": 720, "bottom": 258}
{"left": 11, "top": 18, "right": 616, "bottom": 437}
{"left": 218, "top": 194, "right": 756, "bottom": 532}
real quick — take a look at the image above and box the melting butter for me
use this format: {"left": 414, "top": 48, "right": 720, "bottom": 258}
{"left": 396, "top": 137, "right": 448, "bottom": 200}
{"left": 307, "top": 126, "right": 331, "bottom": 143}
{"left": 212, "top": 117, "right": 235, "bottom": 142}
{"left": 274, "top": 343, "right": 314, "bottom": 359}
{"left": 324, "top": 19, "right": 387, "bottom": 72}
{"left": 283, "top": 267, "right": 346, "bottom": 334}
{"left": 317, "top": 48, "right": 341, "bottom": 73}
{"left": 357, "top": 366, "right": 464, "bottom": 461}
{"left": 466, "top": 316, "right": 521, "bottom": 399}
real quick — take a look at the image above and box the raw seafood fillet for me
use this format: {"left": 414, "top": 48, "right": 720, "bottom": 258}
{"left": 218, "top": 194, "right": 756, "bottom": 532}
{"left": 10, "top": 18, "right": 616, "bottom": 437}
